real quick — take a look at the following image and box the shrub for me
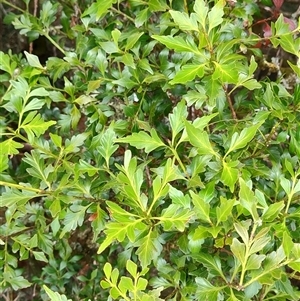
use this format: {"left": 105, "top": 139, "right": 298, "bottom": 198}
{"left": 1, "top": 0, "right": 300, "bottom": 300}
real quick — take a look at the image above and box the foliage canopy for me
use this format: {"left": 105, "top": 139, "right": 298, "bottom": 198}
{"left": 1, "top": 0, "right": 300, "bottom": 300}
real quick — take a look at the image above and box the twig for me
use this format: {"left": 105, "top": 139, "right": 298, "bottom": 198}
{"left": 224, "top": 85, "right": 237, "bottom": 120}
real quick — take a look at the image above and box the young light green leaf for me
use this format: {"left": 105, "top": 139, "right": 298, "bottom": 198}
{"left": 231, "top": 238, "right": 246, "bottom": 264}
{"left": 262, "top": 201, "right": 285, "bottom": 222}
{"left": 208, "top": 0, "right": 225, "bottom": 33}
{"left": 136, "top": 230, "right": 163, "bottom": 268}
{"left": 195, "top": 277, "right": 225, "bottom": 300}
{"left": 190, "top": 191, "right": 211, "bottom": 223}
{"left": 234, "top": 222, "right": 249, "bottom": 245}
{"left": 24, "top": 51, "right": 44, "bottom": 69}
{"left": 170, "top": 64, "right": 205, "bottom": 84}
{"left": 43, "top": 285, "right": 72, "bottom": 301}
{"left": 97, "top": 128, "right": 119, "bottom": 165}
{"left": 185, "top": 121, "right": 217, "bottom": 157}
{"left": 169, "top": 100, "right": 188, "bottom": 144}
{"left": 20, "top": 112, "right": 56, "bottom": 141}
{"left": 126, "top": 260, "right": 137, "bottom": 278}
{"left": 0, "top": 139, "right": 24, "bottom": 155}
{"left": 152, "top": 35, "right": 200, "bottom": 54}
{"left": 194, "top": 0, "right": 208, "bottom": 29}
{"left": 169, "top": 10, "right": 199, "bottom": 32}
{"left": 159, "top": 204, "right": 193, "bottom": 232}
{"left": 221, "top": 161, "right": 239, "bottom": 193}
{"left": 216, "top": 197, "right": 235, "bottom": 225}
{"left": 226, "top": 121, "right": 263, "bottom": 155}
{"left": 239, "top": 178, "right": 259, "bottom": 221}
{"left": 116, "top": 129, "right": 166, "bottom": 153}
{"left": 81, "top": 0, "right": 115, "bottom": 20}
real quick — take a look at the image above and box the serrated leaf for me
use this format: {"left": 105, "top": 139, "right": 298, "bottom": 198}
{"left": 159, "top": 204, "right": 193, "bottom": 231}
{"left": 213, "top": 62, "right": 238, "bottom": 84}
{"left": 246, "top": 254, "right": 265, "bottom": 270}
{"left": 185, "top": 122, "right": 217, "bottom": 156}
{"left": 170, "top": 64, "right": 205, "bottom": 84}
{"left": 0, "top": 189, "right": 37, "bottom": 208}
{"left": 136, "top": 230, "right": 163, "bottom": 268}
{"left": 170, "top": 10, "right": 199, "bottom": 31}
{"left": 190, "top": 191, "right": 211, "bottom": 223}
{"left": 192, "top": 253, "right": 226, "bottom": 279}
{"left": 116, "top": 129, "right": 165, "bottom": 153}
{"left": 241, "top": 78, "right": 262, "bottom": 90}
{"left": 60, "top": 205, "right": 90, "bottom": 238}
{"left": 221, "top": 161, "right": 239, "bottom": 193}
{"left": 194, "top": 0, "right": 208, "bottom": 29}
{"left": 216, "top": 197, "right": 235, "bottom": 225}
{"left": 64, "top": 132, "right": 89, "bottom": 154}
{"left": 20, "top": 112, "right": 56, "bottom": 141}
{"left": 152, "top": 35, "right": 200, "bottom": 54}
{"left": 234, "top": 222, "right": 249, "bottom": 245}
{"left": 81, "top": 0, "right": 115, "bottom": 20}
{"left": 208, "top": 0, "right": 225, "bottom": 33}
{"left": 239, "top": 178, "right": 259, "bottom": 221}
{"left": 97, "top": 128, "right": 119, "bottom": 165}
{"left": 0, "top": 139, "right": 24, "bottom": 155}
{"left": 195, "top": 277, "right": 224, "bottom": 300}
{"left": 227, "top": 122, "right": 263, "bottom": 155}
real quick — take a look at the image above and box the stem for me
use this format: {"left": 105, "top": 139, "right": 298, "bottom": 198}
{"left": 43, "top": 33, "right": 66, "bottom": 56}
{"left": 110, "top": 6, "right": 135, "bottom": 23}
{"left": 0, "top": 181, "right": 47, "bottom": 194}
{"left": 223, "top": 85, "right": 237, "bottom": 120}
{"left": 0, "top": 0, "right": 26, "bottom": 13}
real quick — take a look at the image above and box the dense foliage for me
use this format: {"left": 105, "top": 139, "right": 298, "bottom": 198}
{"left": 1, "top": 0, "right": 300, "bottom": 300}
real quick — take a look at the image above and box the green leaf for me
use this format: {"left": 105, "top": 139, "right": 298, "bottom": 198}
{"left": 216, "top": 197, "right": 235, "bottom": 225}
{"left": 4, "top": 274, "right": 31, "bottom": 291}
{"left": 135, "top": 8, "right": 149, "bottom": 27}
{"left": 116, "top": 129, "right": 166, "bottom": 153}
{"left": 103, "top": 262, "right": 112, "bottom": 279}
{"left": 126, "top": 260, "right": 137, "bottom": 277}
{"left": 262, "top": 201, "right": 285, "bottom": 222}
{"left": 231, "top": 238, "right": 246, "bottom": 263}
{"left": 43, "top": 285, "right": 72, "bottom": 301}
{"left": 169, "top": 10, "right": 199, "bottom": 32}
{"left": 24, "top": 51, "right": 44, "bottom": 69}
{"left": 239, "top": 178, "right": 259, "bottom": 221}
{"left": 194, "top": 0, "right": 208, "bottom": 29}
{"left": 64, "top": 132, "right": 89, "bottom": 154}
{"left": 226, "top": 122, "right": 263, "bottom": 155}
{"left": 208, "top": 0, "right": 225, "bottom": 32}
{"left": 185, "top": 122, "right": 217, "bottom": 156}
{"left": 32, "top": 251, "right": 48, "bottom": 263}
{"left": 0, "top": 139, "right": 24, "bottom": 155}
{"left": 159, "top": 204, "right": 193, "bottom": 231}
{"left": 81, "top": 0, "right": 115, "bottom": 20}
{"left": 97, "top": 128, "right": 119, "bottom": 165}
{"left": 169, "top": 100, "right": 188, "bottom": 143}
{"left": 0, "top": 189, "right": 37, "bottom": 208}
{"left": 234, "top": 222, "right": 249, "bottom": 245}
{"left": 20, "top": 112, "right": 56, "bottom": 141}
{"left": 246, "top": 254, "right": 265, "bottom": 270}
{"left": 125, "top": 32, "right": 144, "bottom": 51}
{"left": 192, "top": 253, "right": 226, "bottom": 279}
{"left": 60, "top": 205, "right": 90, "bottom": 238}
{"left": 221, "top": 161, "right": 239, "bottom": 193}
{"left": 213, "top": 62, "right": 239, "bottom": 84}
{"left": 170, "top": 64, "right": 205, "bottom": 84}
{"left": 195, "top": 277, "right": 225, "bottom": 300}
{"left": 190, "top": 191, "right": 211, "bottom": 223}
{"left": 152, "top": 35, "right": 200, "bottom": 54}
{"left": 136, "top": 230, "right": 163, "bottom": 268}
